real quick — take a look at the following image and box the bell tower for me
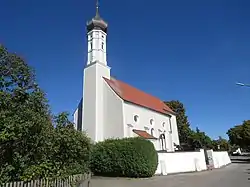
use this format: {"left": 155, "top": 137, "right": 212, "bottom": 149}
{"left": 86, "top": 0, "right": 108, "bottom": 66}
{"left": 82, "top": 0, "right": 110, "bottom": 142}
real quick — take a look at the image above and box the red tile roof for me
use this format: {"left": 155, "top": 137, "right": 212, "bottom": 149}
{"left": 103, "top": 77, "right": 174, "bottom": 115}
{"left": 132, "top": 129, "right": 157, "bottom": 139}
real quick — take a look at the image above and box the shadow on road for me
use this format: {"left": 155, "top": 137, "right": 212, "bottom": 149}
{"left": 230, "top": 156, "right": 250, "bottom": 164}
{"left": 231, "top": 160, "right": 250, "bottom": 164}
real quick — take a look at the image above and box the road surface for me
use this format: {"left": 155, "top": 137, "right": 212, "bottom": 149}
{"left": 91, "top": 163, "right": 250, "bottom": 187}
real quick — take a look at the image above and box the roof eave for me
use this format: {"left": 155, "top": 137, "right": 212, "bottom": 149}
{"left": 132, "top": 129, "right": 157, "bottom": 140}
{"left": 124, "top": 100, "right": 176, "bottom": 116}
{"left": 146, "top": 137, "right": 158, "bottom": 140}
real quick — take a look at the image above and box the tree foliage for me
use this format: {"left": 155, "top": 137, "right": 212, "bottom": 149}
{"left": 52, "top": 112, "right": 91, "bottom": 177}
{"left": 227, "top": 120, "right": 250, "bottom": 149}
{"left": 164, "top": 100, "right": 193, "bottom": 144}
{"left": 0, "top": 45, "right": 91, "bottom": 183}
{"left": 212, "top": 136, "right": 229, "bottom": 151}
{"left": 188, "top": 127, "right": 213, "bottom": 149}
{"left": 0, "top": 45, "right": 53, "bottom": 182}
{"left": 90, "top": 137, "right": 158, "bottom": 178}
{"left": 165, "top": 100, "right": 217, "bottom": 150}
{"left": 20, "top": 112, "right": 92, "bottom": 181}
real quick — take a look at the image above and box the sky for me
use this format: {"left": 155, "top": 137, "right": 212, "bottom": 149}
{"left": 1, "top": 0, "right": 250, "bottom": 139}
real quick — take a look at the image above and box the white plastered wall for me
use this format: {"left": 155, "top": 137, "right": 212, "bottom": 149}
{"left": 155, "top": 149, "right": 207, "bottom": 175}
{"left": 82, "top": 62, "right": 110, "bottom": 142}
{"left": 103, "top": 82, "right": 124, "bottom": 139}
{"left": 123, "top": 102, "right": 180, "bottom": 152}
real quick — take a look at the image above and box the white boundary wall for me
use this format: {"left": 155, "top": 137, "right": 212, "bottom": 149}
{"left": 212, "top": 151, "right": 231, "bottom": 168}
{"left": 155, "top": 149, "right": 207, "bottom": 175}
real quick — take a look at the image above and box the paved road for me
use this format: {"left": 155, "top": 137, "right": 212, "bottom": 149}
{"left": 91, "top": 163, "right": 250, "bottom": 187}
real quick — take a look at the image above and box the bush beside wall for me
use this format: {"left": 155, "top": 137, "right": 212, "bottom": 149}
{"left": 90, "top": 137, "right": 158, "bottom": 178}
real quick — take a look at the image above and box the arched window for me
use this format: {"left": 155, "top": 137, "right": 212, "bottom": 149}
{"left": 150, "top": 119, "right": 154, "bottom": 125}
{"left": 134, "top": 115, "right": 139, "bottom": 123}
{"left": 162, "top": 122, "right": 165, "bottom": 127}
{"left": 168, "top": 118, "right": 172, "bottom": 133}
{"left": 151, "top": 128, "right": 155, "bottom": 136}
{"left": 159, "top": 133, "right": 166, "bottom": 150}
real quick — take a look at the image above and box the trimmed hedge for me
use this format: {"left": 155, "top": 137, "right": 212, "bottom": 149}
{"left": 90, "top": 137, "right": 158, "bottom": 178}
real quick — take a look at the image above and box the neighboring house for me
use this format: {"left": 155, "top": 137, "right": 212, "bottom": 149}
{"left": 74, "top": 4, "right": 180, "bottom": 152}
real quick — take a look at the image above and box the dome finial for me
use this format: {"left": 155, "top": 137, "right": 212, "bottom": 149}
{"left": 87, "top": 0, "right": 108, "bottom": 33}
{"left": 96, "top": 0, "right": 100, "bottom": 18}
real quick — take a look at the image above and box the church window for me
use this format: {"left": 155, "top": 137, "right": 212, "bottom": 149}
{"left": 101, "top": 42, "right": 104, "bottom": 50}
{"left": 151, "top": 128, "right": 155, "bottom": 136}
{"left": 162, "top": 122, "right": 165, "bottom": 127}
{"left": 134, "top": 115, "right": 139, "bottom": 123}
{"left": 102, "top": 35, "right": 104, "bottom": 38}
{"left": 150, "top": 119, "right": 154, "bottom": 125}
{"left": 159, "top": 133, "right": 166, "bottom": 150}
{"left": 90, "top": 42, "right": 93, "bottom": 50}
{"left": 168, "top": 118, "right": 172, "bottom": 133}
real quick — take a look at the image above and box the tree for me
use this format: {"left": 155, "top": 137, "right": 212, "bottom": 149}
{"left": 227, "top": 120, "right": 250, "bottom": 149}
{"left": 164, "top": 100, "right": 216, "bottom": 150}
{"left": 52, "top": 112, "right": 91, "bottom": 177}
{"left": 0, "top": 45, "right": 53, "bottom": 182}
{"left": 21, "top": 112, "right": 92, "bottom": 181}
{"left": 188, "top": 127, "right": 213, "bottom": 149}
{"left": 164, "top": 100, "right": 193, "bottom": 145}
{"left": 212, "top": 136, "right": 229, "bottom": 151}
{"left": 0, "top": 45, "right": 92, "bottom": 182}
{"left": 53, "top": 111, "right": 74, "bottom": 128}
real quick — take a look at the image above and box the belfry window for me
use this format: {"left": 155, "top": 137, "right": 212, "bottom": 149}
{"left": 90, "top": 42, "right": 93, "bottom": 50}
{"left": 101, "top": 42, "right": 104, "bottom": 50}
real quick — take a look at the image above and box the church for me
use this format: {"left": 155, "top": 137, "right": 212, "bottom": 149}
{"left": 73, "top": 3, "right": 180, "bottom": 152}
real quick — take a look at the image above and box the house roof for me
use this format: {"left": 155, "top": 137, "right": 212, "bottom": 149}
{"left": 132, "top": 129, "right": 157, "bottom": 139}
{"left": 103, "top": 77, "right": 174, "bottom": 115}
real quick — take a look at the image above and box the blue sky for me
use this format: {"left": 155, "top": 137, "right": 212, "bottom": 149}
{"left": 1, "top": 0, "right": 250, "bottom": 139}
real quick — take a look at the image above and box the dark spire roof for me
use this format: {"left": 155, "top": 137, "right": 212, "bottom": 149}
{"left": 95, "top": 0, "right": 100, "bottom": 18}
{"left": 87, "top": 0, "right": 108, "bottom": 33}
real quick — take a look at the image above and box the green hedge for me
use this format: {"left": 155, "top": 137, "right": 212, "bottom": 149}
{"left": 90, "top": 137, "right": 158, "bottom": 178}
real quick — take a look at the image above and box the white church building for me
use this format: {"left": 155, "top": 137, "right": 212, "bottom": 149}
{"left": 74, "top": 3, "right": 180, "bottom": 152}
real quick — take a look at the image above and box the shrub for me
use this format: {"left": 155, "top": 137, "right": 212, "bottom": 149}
{"left": 51, "top": 125, "right": 92, "bottom": 177}
{"left": 90, "top": 137, "right": 158, "bottom": 178}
